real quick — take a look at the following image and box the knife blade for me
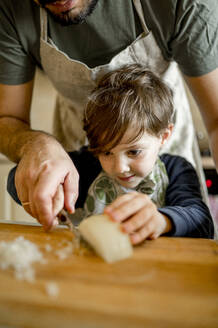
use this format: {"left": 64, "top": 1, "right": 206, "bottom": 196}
{"left": 57, "top": 208, "right": 74, "bottom": 232}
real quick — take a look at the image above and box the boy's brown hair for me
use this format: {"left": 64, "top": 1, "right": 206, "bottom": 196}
{"left": 83, "top": 64, "right": 174, "bottom": 155}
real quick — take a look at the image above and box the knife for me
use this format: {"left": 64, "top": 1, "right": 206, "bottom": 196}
{"left": 57, "top": 208, "right": 74, "bottom": 232}
{"left": 53, "top": 184, "right": 74, "bottom": 232}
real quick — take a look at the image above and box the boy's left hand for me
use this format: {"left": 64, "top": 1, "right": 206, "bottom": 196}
{"left": 104, "top": 192, "right": 172, "bottom": 245}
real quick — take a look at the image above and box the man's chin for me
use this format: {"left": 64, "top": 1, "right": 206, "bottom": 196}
{"left": 44, "top": 0, "right": 99, "bottom": 26}
{"left": 46, "top": 9, "right": 84, "bottom": 26}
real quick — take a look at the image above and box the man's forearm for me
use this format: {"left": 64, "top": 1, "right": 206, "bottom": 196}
{"left": 0, "top": 116, "right": 55, "bottom": 163}
{"left": 183, "top": 69, "right": 218, "bottom": 172}
{"left": 1, "top": 114, "right": 78, "bottom": 228}
{"left": 210, "top": 126, "right": 218, "bottom": 172}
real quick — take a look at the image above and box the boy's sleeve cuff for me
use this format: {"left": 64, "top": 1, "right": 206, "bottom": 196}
{"left": 158, "top": 207, "right": 188, "bottom": 237}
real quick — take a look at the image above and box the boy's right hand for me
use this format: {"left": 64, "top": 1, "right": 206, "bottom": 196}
{"left": 15, "top": 137, "right": 79, "bottom": 231}
{"left": 104, "top": 192, "right": 172, "bottom": 245}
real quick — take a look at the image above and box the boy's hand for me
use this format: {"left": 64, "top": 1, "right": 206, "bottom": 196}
{"left": 104, "top": 192, "right": 172, "bottom": 245}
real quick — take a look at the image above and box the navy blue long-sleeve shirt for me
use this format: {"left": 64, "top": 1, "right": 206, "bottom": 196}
{"left": 7, "top": 148, "right": 214, "bottom": 239}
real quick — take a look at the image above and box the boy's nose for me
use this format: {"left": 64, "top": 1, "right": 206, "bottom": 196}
{"left": 113, "top": 156, "right": 130, "bottom": 174}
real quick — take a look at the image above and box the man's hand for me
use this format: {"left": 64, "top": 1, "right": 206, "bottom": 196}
{"left": 0, "top": 82, "right": 79, "bottom": 231}
{"left": 104, "top": 192, "right": 172, "bottom": 245}
{"left": 15, "top": 136, "right": 79, "bottom": 231}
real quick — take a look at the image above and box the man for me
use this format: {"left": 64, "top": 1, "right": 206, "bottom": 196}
{"left": 0, "top": 0, "right": 217, "bottom": 231}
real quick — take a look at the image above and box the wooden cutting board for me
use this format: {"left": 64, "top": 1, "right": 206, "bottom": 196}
{"left": 0, "top": 221, "right": 217, "bottom": 328}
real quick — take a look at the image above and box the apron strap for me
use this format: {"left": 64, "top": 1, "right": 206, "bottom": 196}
{"left": 132, "top": 0, "right": 150, "bottom": 36}
{"left": 40, "top": 8, "right": 48, "bottom": 42}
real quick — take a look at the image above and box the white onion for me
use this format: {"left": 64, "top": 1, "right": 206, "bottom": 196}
{"left": 0, "top": 236, "right": 44, "bottom": 282}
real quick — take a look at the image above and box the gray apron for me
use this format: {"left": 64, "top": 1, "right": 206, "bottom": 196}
{"left": 39, "top": 0, "right": 208, "bottom": 202}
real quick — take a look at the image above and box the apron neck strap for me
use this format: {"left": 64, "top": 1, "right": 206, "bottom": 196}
{"left": 40, "top": 8, "right": 48, "bottom": 42}
{"left": 132, "top": 0, "right": 150, "bottom": 35}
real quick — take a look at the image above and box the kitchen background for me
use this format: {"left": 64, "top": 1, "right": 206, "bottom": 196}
{"left": 0, "top": 69, "right": 217, "bottom": 228}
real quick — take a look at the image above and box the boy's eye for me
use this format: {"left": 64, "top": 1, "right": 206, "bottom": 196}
{"left": 128, "top": 149, "right": 142, "bottom": 156}
{"left": 103, "top": 151, "right": 111, "bottom": 156}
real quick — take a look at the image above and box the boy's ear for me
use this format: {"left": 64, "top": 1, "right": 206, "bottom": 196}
{"left": 160, "top": 124, "right": 174, "bottom": 145}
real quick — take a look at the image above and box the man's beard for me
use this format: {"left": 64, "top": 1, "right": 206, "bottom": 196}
{"left": 38, "top": 0, "right": 99, "bottom": 26}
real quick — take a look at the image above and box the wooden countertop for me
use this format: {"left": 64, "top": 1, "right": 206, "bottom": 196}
{"left": 0, "top": 221, "right": 217, "bottom": 328}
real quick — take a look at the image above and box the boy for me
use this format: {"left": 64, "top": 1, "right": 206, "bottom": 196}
{"left": 7, "top": 64, "right": 214, "bottom": 242}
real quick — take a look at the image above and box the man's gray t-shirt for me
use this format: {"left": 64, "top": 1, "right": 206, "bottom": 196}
{"left": 0, "top": 0, "right": 217, "bottom": 85}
